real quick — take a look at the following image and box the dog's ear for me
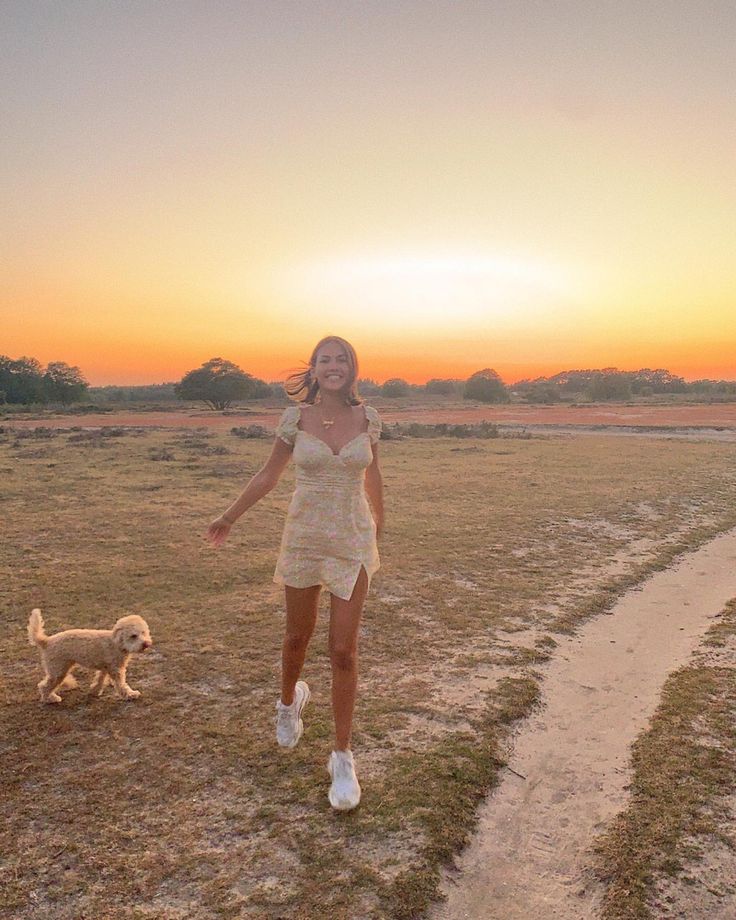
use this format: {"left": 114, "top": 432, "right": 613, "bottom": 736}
{"left": 112, "top": 621, "right": 127, "bottom": 648}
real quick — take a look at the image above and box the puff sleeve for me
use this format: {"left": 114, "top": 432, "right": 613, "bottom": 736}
{"left": 364, "top": 405, "right": 382, "bottom": 444}
{"left": 275, "top": 405, "right": 300, "bottom": 446}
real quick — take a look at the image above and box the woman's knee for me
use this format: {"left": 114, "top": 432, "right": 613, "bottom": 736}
{"left": 330, "top": 644, "right": 357, "bottom": 673}
{"left": 284, "top": 630, "right": 311, "bottom": 656}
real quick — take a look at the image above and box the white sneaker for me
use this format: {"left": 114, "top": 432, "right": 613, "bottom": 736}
{"left": 327, "top": 750, "right": 361, "bottom": 811}
{"left": 276, "top": 680, "right": 310, "bottom": 749}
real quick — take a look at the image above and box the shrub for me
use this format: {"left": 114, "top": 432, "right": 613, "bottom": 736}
{"left": 231, "top": 425, "right": 271, "bottom": 439}
{"left": 149, "top": 448, "right": 175, "bottom": 461}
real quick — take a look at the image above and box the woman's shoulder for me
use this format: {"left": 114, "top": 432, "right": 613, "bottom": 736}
{"left": 361, "top": 404, "right": 382, "bottom": 442}
{"left": 361, "top": 403, "right": 380, "bottom": 422}
{"left": 275, "top": 404, "right": 301, "bottom": 445}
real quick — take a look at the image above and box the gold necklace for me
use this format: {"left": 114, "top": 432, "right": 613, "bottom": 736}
{"left": 319, "top": 398, "right": 347, "bottom": 428}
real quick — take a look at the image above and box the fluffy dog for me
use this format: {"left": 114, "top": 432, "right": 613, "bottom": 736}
{"left": 28, "top": 608, "right": 152, "bottom": 703}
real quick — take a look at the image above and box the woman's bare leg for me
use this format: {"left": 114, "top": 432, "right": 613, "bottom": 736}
{"left": 329, "top": 568, "right": 368, "bottom": 750}
{"left": 281, "top": 584, "right": 321, "bottom": 704}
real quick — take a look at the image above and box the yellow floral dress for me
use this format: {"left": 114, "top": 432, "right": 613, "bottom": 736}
{"left": 273, "top": 404, "right": 382, "bottom": 600}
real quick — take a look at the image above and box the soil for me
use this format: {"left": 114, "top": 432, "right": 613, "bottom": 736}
{"left": 431, "top": 528, "right": 736, "bottom": 920}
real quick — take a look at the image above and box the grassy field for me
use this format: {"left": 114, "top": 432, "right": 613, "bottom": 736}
{"left": 2, "top": 424, "right": 736, "bottom": 918}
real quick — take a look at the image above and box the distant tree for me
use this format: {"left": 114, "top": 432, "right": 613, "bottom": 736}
{"left": 425, "top": 378, "right": 462, "bottom": 396}
{"left": 0, "top": 355, "right": 45, "bottom": 404}
{"left": 357, "top": 377, "right": 381, "bottom": 396}
{"left": 687, "top": 378, "right": 736, "bottom": 397}
{"left": 43, "top": 362, "right": 89, "bottom": 405}
{"left": 514, "top": 366, "right": 693, "bottom": 402}
{"left": 629, "top": 368, "right": 687, "bottom": 395}
{"left": 520, "top": 369, "right": 603, "bottom": 397}
{"left": 90, "top": 383, "right": 179, "bottom": 404}
{"left": 247, "top": 378, "right": 273, "bottom": 398}
{"left": 381, "top": 378, "right": 410, "bottom": 398}
{"left": 518, "top": 382, "right": 562, "bottom": 404}
{"left": 586, "top": 369, "right": 632, "bottom": 401}
{"left": 175, "top": 358, "right": 264, "bottom": 410}
{"left": 0, "top": 356, "right": 12, "bottom": 404}
{"left": 463, "top": 368, "right": 509, "bottom": 403}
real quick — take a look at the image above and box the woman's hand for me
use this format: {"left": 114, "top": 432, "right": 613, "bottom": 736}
{"left": 374, "top": 514, "right": 384, "bottom": 540}
{"left": 207, "top": 515, "right": 233, "bottom": 547}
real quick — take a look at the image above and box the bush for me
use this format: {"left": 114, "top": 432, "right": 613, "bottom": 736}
{"left": 380, "top": 422, "right": 499, "bottom": 439}
{"left": 149, "top": 447, "right": 176, "bottom": 461}
{"left": 231, "top": 425, "right": 271, "bottom": 439}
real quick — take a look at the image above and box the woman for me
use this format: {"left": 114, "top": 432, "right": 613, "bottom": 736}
{"left": 207, "top": 336, "right": 384, "bottom": 811}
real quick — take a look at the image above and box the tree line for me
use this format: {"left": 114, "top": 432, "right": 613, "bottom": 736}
{"left": 3, "top": 354, "right": 736, "bottom": 408}
{"left": 171, "top": 360, "right": 510, "bottom": 407}
{"left": 511, "top": 368, "right": 736, "bottom": 403}
{"left": 0, "top": 356, "right": 89, "bottom": 406}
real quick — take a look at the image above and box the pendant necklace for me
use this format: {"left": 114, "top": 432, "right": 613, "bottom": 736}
{"left": 319, "top": 396, "right": 343, "bottom": 428}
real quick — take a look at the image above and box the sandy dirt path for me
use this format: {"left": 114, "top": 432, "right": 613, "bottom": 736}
{"left": 432, "top": 528, "right": 736, "bottom": 920}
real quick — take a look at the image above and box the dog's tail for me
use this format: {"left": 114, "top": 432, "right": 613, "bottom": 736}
{"left": 28, "top": 608, "right": 48, "bottom": 647}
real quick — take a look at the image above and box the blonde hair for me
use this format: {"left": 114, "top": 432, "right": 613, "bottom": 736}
{"left": 284, "top": 335, "right": 362, "bottom": 405}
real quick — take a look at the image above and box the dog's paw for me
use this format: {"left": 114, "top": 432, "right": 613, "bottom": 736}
{"left": 44, "top": 692, "right": 62, "bottom": 704}
{"left": 122, "top": 689, "right": 141, "bottom": 700}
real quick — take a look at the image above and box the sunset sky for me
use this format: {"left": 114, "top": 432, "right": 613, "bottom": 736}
{"left": 3, "top": 1, "right": 735, "bottom": 385}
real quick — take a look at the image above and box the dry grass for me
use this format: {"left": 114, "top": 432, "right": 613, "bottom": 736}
{"left": 3, "top": 425, "right": 736, "bottom": 918}
{"left": 593, "top": 600, "right": 736, "bottom": 919}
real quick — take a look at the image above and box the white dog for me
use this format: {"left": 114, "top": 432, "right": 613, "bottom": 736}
{"left": 28, "top": 608, "right": 152, "bottom": 703}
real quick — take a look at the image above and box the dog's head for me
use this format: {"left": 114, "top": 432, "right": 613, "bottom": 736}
{"left": 112, "top": 615, "right": 153, "bottom": 654}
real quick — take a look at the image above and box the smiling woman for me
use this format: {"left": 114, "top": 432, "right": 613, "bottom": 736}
{"left": 281, "top": 250, "right": 576, "bottom": 331}
{"left": 207, "top": 334, "right": 384, "bottom": 812}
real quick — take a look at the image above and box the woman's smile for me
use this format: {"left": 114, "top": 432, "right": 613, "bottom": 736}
{"left": 315, "top": 343, "right": 350, "bottom": 391}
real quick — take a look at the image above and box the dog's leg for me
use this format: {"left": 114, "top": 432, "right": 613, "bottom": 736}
{"left": 60, "top": 670, "right": 79, "bottom": 690}
{"left": 111, "top": 667, "right": 141, "bottom": 700}
{"left": 90, "top": 671, "right": 110, "bottom": 697}
{"left": 38, "top": 676, "right": 62, "bottom": 703}
{"left": 38, "top": 665, "right": 71, "bottom": 704}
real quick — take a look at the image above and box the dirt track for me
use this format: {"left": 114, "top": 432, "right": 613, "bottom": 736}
{"left": 433, "top": 528, "right": 736, "bottom": 919}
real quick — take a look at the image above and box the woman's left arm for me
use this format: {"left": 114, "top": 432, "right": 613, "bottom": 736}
{"left": 365, "top": 444, "right": 384, "bottom": 537}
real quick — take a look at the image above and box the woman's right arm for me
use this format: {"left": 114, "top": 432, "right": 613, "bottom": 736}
{"left": 206, "top": 437, "right": 293, "bottom": 546}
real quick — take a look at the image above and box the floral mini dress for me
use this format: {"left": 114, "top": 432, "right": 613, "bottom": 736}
{"left": 273, "top": 404, "right": 382, "bottom": 600}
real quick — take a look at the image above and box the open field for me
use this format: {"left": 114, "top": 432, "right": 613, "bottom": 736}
{"left": 2, "top": 423, "right": 736, "bottom": 918}
{"left": 4, "top": 399, "right": 736, "bottom": 434}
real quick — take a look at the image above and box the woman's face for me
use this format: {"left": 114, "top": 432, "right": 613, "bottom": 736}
{"left": 313, "top": 341, "right": 352, "bottom": 395}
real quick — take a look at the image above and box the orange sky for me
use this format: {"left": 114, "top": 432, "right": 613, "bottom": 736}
{"left": 3, "top": 2, "right": 735, "bottom": 385}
